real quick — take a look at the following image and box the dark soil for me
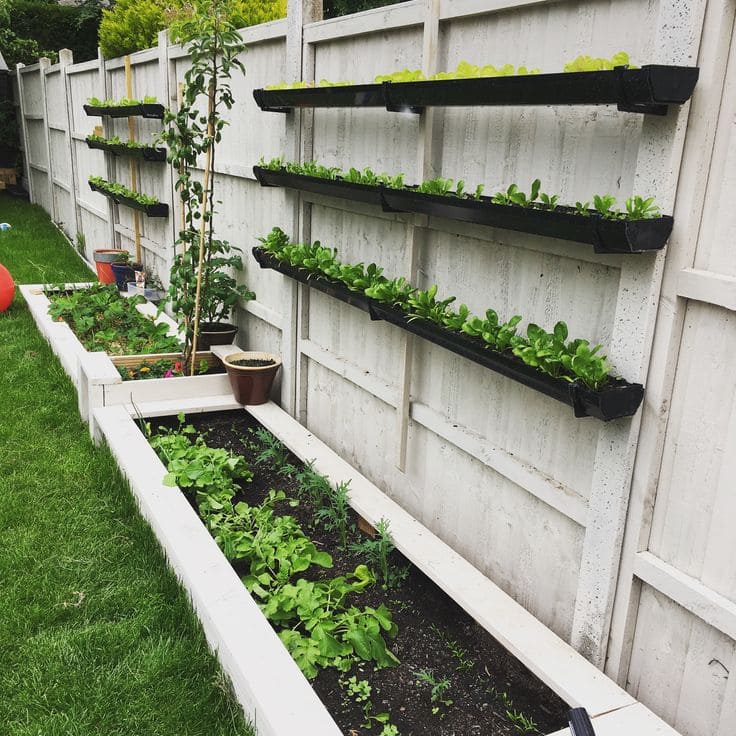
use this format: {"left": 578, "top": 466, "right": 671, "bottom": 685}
{"left": 151, "top": 410, "right": 570, "bottom": 736}
{"left": 229, "top": 358, "right": 276, "bottom": 368}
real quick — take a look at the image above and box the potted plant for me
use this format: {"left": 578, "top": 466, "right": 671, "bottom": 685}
{"left": 110, "top": 251, "right": 143, "bottom": 292}
{"left": 221, "top": 351, "right": 281, "bottom": 405}
{"left": 161, "top": 0, "right": 254, "bottom": 372}
{"left": 93, "top": 248, "right": 129, "bottom": 284}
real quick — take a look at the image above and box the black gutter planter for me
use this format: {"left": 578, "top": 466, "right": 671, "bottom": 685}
{"left": 253, "top": 165, "right": 383, "bottom": 206}
{"left": 86, "top": 138, "right": 167, "bottom": 162}
{"left": 380, "top": 188, "right": 674, "bottom": 254}
{"left": 89, "top": 180, "right": 169, "bottom": 218}
{"left": 254, "top": 65, "right": 699, "bottom": 116}
{"left": 254, "top": 168, "right": 674, "bottom": 254}
{"left": 252, "top": 247, "right": 644, "bottom": 422}
{"left": 83, "top": 103, "right": 166, "bottom": 119}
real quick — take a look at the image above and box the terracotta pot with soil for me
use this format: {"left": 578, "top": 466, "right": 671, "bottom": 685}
{"left": 197, "top": 321, "right": 238, "bottom": 349}
{"left": 222, "top": 351, "right": 280, "bottom": 405}
{"left": 93, "top": 249, "right": 128, "bottom": 284}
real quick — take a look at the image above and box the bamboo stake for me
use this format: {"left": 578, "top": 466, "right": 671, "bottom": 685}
{"left": 189, "top": 90, "right": 215, "bottom": 375}
{"left": 177, "top": 82, "right": 186, "bottom": 253}
{"left": 124, "top": 55, "right": 142, "bottom": 263}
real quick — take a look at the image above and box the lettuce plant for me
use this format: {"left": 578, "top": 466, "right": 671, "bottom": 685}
{"left": 258, "top": 227, "right": 612, "bottom": 389}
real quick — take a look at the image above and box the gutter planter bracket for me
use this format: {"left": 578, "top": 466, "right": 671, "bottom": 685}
{"left": 613, "top": 66, "right": 668, "bottom": 116}
{"left": 381, "top": 81, "right": 423, "bottom": 114}
{"left": 255, "top": 167, "right": 674, "bottom": 254}
{"left": 253, "top": 65, "right": 698, "bottom": 115}
{"left": 252, "top": 247, "right": 644, "bottom": 421}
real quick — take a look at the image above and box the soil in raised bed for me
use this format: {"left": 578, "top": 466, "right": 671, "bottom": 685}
{"left": 151, "top": 410, "right": 570, "bottom": 736}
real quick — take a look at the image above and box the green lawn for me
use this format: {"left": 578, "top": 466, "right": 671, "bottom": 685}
{"left": 0, "top": 195, "right": 254, "bottom": 736}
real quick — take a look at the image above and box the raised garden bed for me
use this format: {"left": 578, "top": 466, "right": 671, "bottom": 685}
{"left": 254, "top": 65, "right": 699, "bottom": 116}
{"left": 19, "top": 284, "right": 237, "bottom": 430}
{"left": 150, "top": 408, "right": 570, "bottom": 735}
{"left": 89, "top": 179, "right": 169, "bottom": 217}
{"left": 92, "top": 397, "right": 678, "bottom": 736}
{"left": 83, "top": 102, "right": 166, "bottom": 119}
{"left": 252, "top": 247, "right": 644, "bottom": 421}
{"left": 253, "top": 166, "right": 672, "bottom": 253}
{"left": 86, "top": 137, "right": 167, "bottom": 162}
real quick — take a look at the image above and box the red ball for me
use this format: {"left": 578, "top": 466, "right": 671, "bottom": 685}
{"left": 0, "top": 263, "right": 15, "bottom": 312}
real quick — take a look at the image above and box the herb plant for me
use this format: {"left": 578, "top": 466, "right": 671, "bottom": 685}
{"left": 350, "top": 518, "right": 408, "bottom": 590}
{"left": 414, "top": 668, "right": 453, "bottom": 713}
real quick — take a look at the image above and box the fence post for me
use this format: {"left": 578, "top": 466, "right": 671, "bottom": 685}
{"left": 14, "top": 63, "right": 34, "bottom": 203}
{"left": 286, "top": 0, "right": 322, "bottom": 421}
{"left": 38, "top": 57, "right": 57, "bottom": 222}
{"left": 60, "top": 49, "right": 83, "bottom": 251}
{"left": 157, "top": 29, "right": 177, "bottom": 264}
{"left": 97, "top": 47, "right": 118, "bottom": 249}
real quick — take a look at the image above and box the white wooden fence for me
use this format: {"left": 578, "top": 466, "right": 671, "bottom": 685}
{"left": 11, "top": 2, "right": 736, "bottom": 734}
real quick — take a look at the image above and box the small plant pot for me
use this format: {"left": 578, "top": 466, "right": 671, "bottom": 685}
{"left": 93, "top": 249, "right": 129, "bottom": 284}
{"left": 111, "top": 261, "right": 140, "bottom": 291}
{"left": 222, "top": 351, "right": 281, "bottom": 405}
{"left": 197, "top": 322, "right": 238, "bottom": 349}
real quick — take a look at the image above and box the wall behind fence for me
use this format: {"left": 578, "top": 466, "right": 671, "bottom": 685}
{"left": 11, "top": 2, "right": 736, "bottom": 734}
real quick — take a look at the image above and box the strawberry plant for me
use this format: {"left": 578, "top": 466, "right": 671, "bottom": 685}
{"left": 47, "top": 284, "right": 181, "bottom": 355}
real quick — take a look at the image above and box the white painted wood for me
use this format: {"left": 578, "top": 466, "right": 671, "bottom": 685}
{"left": 546, "top": 703, "right": 682, "bottom": 736}
{"left": 570, "top": 0, "right": 707, "bottom": 668}
{"left": 103, "top": 374, "right": 232, "bottom": 407}
{"left": 93, "top": 405, "right": 342, "bottom": 736}
{"left": 303, "top": 1, "right": 424, "bottom": 44}
{"left": 676, "top": 268, "right": 736, "bottom": 312}
{"left": 410, "top": 401, "right": 589, "bottom": 526}
{"left": 633, "top": 552, "right": 736, "bottom": 642}
{"left": 15, "top": 63, "right": 34, "bottom": 202}
{"left": 247, "top": 400, "right": 634, "bottom": 716}
{"left": 439, "top": 0, "right": 560, "bottom": 21}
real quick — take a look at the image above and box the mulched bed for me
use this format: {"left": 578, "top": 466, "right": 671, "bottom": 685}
{"left": 151, "top": 410, "right": 570, "bottom": 736}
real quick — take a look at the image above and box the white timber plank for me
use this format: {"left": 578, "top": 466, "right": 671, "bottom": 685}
{"left": 633, "top": 552, "right": 736, "bottom": 641}
{"left": 104, "top": 374, "right": 233, "bottom": 407}
{"left": 676, "top": 268, "right": 736, "bottom": 312}
{"left": 246, "top": 400, "right": 634, "bottom": 716}
{"left": 410, "top": 401, "right": 589, "bottom": 526}
{"left": 304, "top": 1, "right": 424, "bottom": 44}
{"left": 546, "top": 703, "right": 682, "bottom": 736}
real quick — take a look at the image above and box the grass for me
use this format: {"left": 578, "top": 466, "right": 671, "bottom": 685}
{"left": 0, "top": 195, "right": 255, "bottom": 736}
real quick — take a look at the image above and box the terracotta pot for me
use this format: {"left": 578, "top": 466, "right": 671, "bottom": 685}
{"left": 222, "top": 351, "right": 281, "bottom": 405}
{"left": 93, "top": 249, "right": 128, "bottom": 284}
{"left": 198, "top": 321, "right": 238, "bottom": 349}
